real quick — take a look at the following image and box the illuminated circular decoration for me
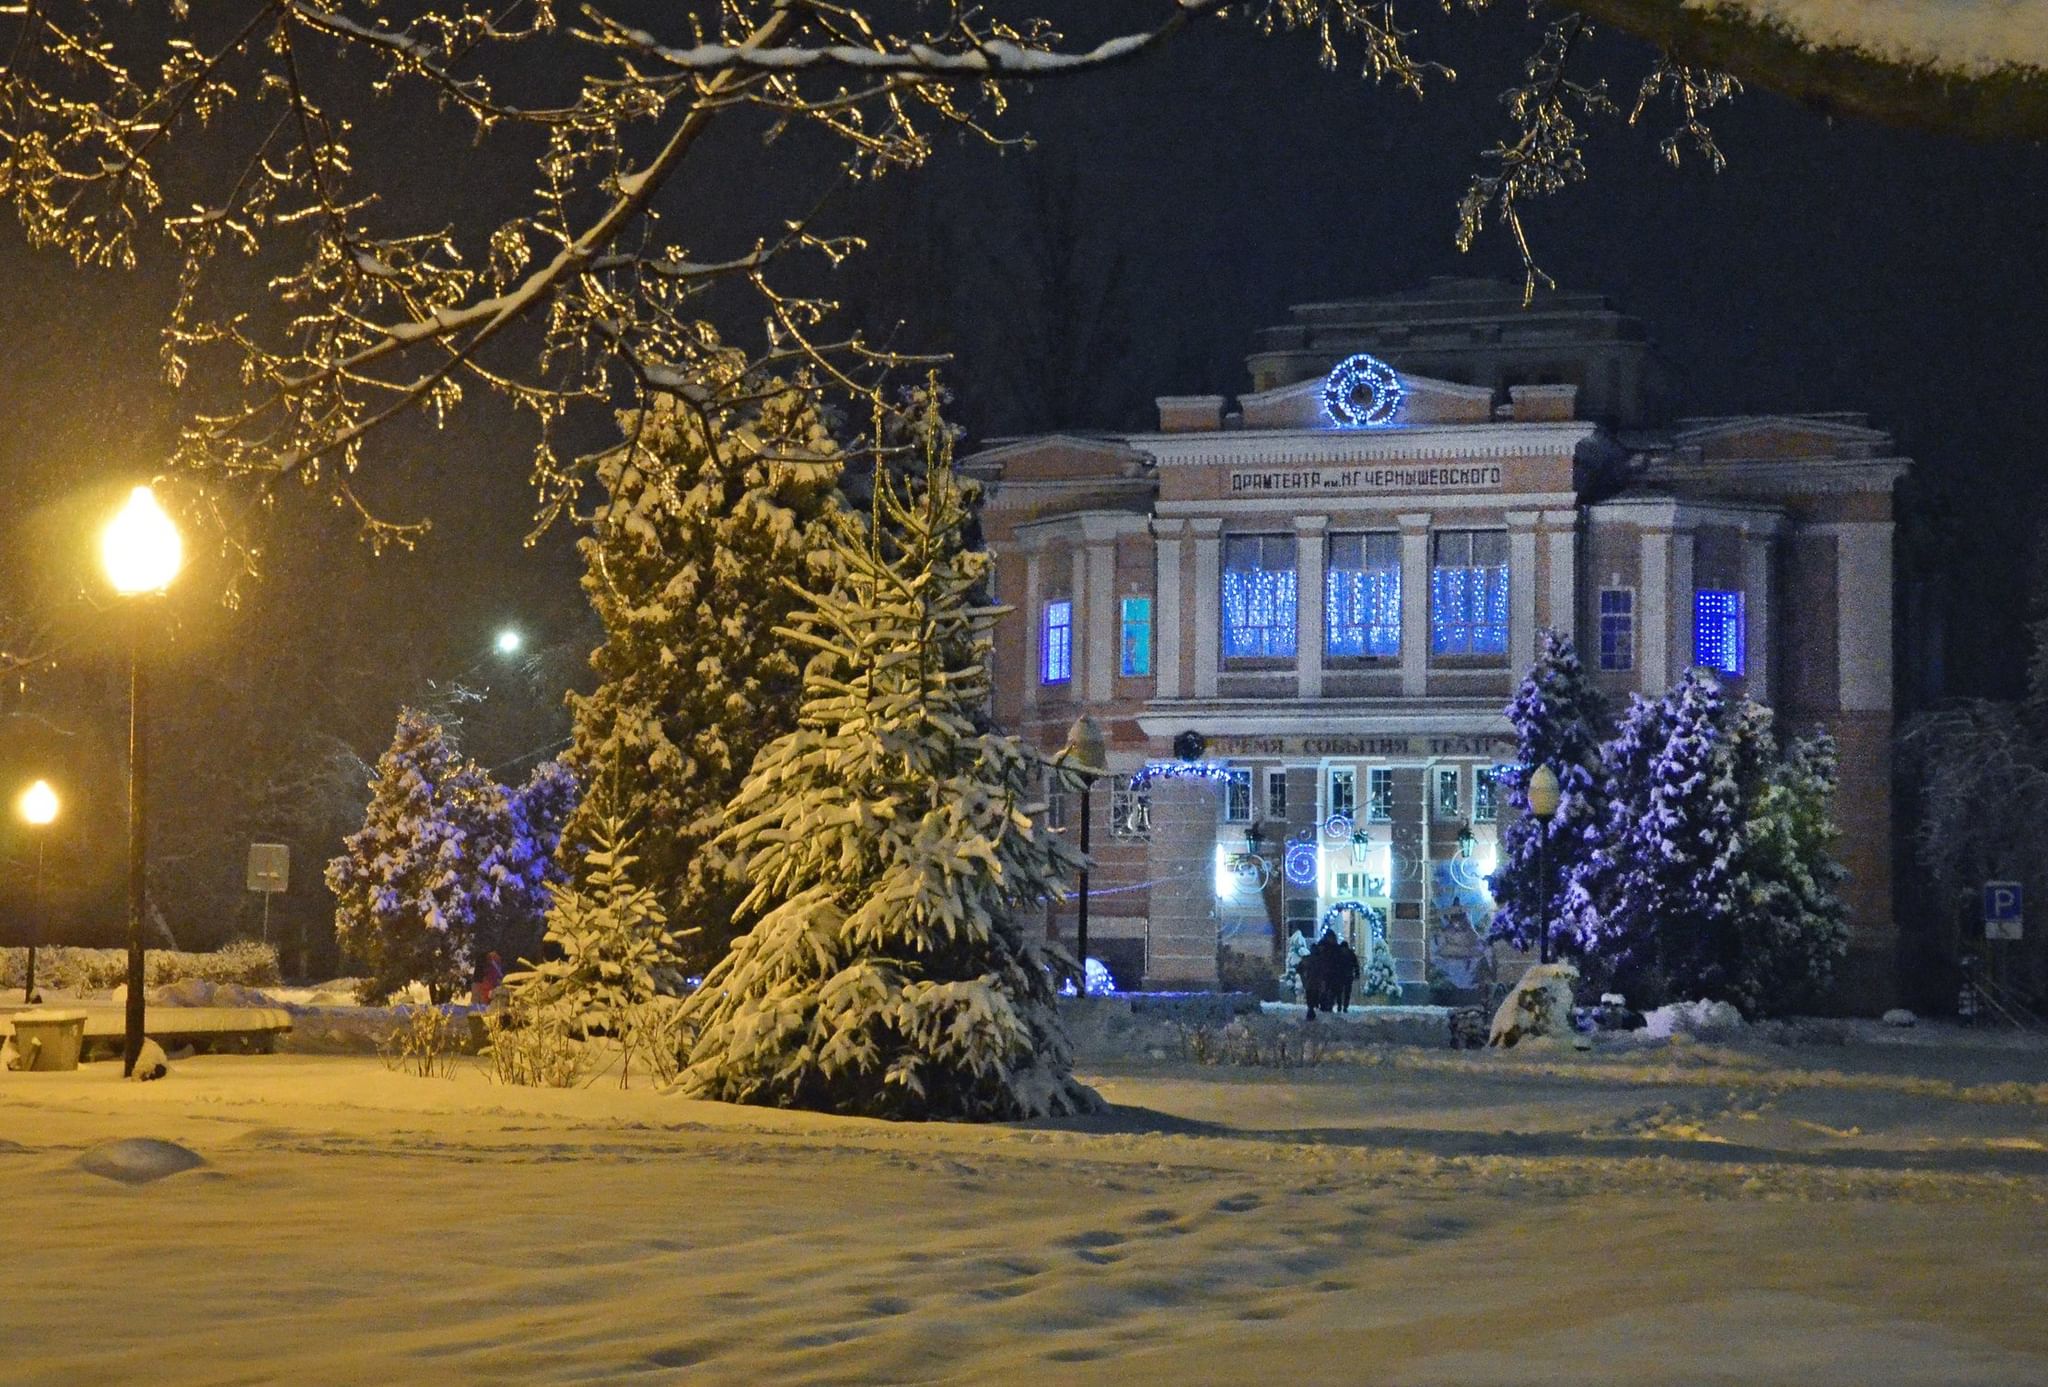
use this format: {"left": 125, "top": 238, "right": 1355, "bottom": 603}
{"left": 1284, "top": 839, "right": 1319, "bottom": 887}
{"left": 1322, "top": 814, "right": 1354, "bottom": 842}
{"left": 1230, "top": 853, "right": 1266, "bottom": 885}
{"left": 1449, "top": 855, "right": 1490, "bottom": 893}
{"left": 1320, "top": 353, "right": 1403, "bottom": 429}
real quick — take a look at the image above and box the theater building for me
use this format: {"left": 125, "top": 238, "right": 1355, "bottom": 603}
{"left": 968, "top": 280, "right": 1906, "bottom": 1009}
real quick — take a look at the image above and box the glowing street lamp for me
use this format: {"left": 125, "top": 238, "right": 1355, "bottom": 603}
{"left": 494, "top": 627, "right": 523, "bottom": 657}
{"left": 102, "top": 484, "right": 182, "bottom": 1076}
{"left": 17, "top": 779, "right": 57, "bottom": 1002}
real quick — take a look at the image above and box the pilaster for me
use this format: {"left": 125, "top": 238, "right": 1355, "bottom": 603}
{"left": 1398, "top": 512, "right": 1431, "bottom": 695}
{"left": 1507, "top": 510, "right": 1539, "bottom": 675}
{"left": 1190, "top": 518, "right": 1222, "bottom": 698}
{"left": 1153, "top": 519, "right": 1186, "bottom": 700}
{"left": 1294, "top": 515, "right": 1328, "bottom": 699}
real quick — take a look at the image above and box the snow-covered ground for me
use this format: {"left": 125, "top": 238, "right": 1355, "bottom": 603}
{"left": 5, "top": 1030, "right": 2047, "bottom": 1384}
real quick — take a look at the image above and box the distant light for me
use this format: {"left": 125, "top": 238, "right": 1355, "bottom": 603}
{"left": 19, "top": 779, "right": 57, "bottom": 826}
{"left": 495, "top": 629, "right": 523, "bottom": 656}
{"left": 101, "top": 485, "right": 182, "bottom": 596}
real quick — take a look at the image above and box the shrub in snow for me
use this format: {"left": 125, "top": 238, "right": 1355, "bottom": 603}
{"left": 1488, "top": 962, "right": 1579, "bottom": 1048}
{"left": 504, "top": 813, "right": 684, "bottom": 1087}
{"left": 1882, "top": 1008, "right": 1918, "bottom": 1028}
{"left": 673, "top": 405, "right": 1099, "bottom": 1120}
{"left": 1490, "top": 630, "right": 1608, "bottom": 954}
{"left": 1641, "top": 999, "right": 1746, "bottom": 1041}
{"left": 1721, "top": 721, "right": 1850, "bottom": 1015}
{"left": 1, "top": 941, "right": 279, "bottom": 993}
{"left": 1361, "top": 920, "right": 1400, "bottom": 998}
{"left": 482, "top": 1005, "right": 587, "bottom": 1088}
{"left": 128, "top": 1038, "right": 170, "bottom": 1081}
{"left": 381, "top": 1006, "right": 466, "bottom": 1079}
{"left": 562, "top": 369, "right": 843, "bottom": 973}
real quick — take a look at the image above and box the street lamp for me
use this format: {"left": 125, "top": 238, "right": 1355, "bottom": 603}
{"left": 102, "top": 484, "right": 182, "bottom": 1076}
{"left": 1062, "top": 714, "right": 1108, "bottom": 994}
{"left": 494, "top": 627, "right": 523, "bottom": 657}
{"left": 1526, "top": 763, "right": 1561, "bottom": 964}
{"left": 17, "top": 779, "right": 57, "bottom": 1002}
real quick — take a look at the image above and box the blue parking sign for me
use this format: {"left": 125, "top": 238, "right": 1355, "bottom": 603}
{"left": 1984, "top": 881, "right": 2024, "bottom": 940}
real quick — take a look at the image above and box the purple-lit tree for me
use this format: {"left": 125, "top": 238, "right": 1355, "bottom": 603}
{"left": 1489, "top": 629, "right": 1608, "bottom": 955}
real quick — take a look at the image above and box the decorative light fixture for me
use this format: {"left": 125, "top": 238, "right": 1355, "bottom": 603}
{"left": 1320, "top": 353, "right": 1404, "bottom": 429}
{"left": 495, "top": 628, "right": 524, "bottom": 656}
{"left": 1456, "top": 822, "right": 1476, "bottom": 859}
{"left": 1284, "top": 836, "right": 1319, "bottom": 887}
{"left": 102, "top": 485, "right": 183, "bottom": 596}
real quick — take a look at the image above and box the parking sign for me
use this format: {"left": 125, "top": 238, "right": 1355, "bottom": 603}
{"left": 1983, "top": 881, "right": 2023, "bottom": 940}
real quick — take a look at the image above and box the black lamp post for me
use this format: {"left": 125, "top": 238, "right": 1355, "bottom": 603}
{"left": 101, "top": 485, "right": 182, "bottom": 1076}
{"left": 1527, "top": 764, "right": 1561, "bottom": 964}
{"left": 1063, "top": 714, "right": 1107, "bottom": 993}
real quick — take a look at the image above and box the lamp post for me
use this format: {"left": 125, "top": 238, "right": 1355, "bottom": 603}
{"left": 17, "top": 779, "right": 57, "bottom": 1002}
{"left": 101, "top": 485, "right": 182, "bottom": 1076}
{"left": 494, "top": 627, "right": 523, "bottom": 657}
{"left": 1526, "top": 763, "right": 1561, "bottom": 964}
{"left": 1062, "top": 714, "right": 1107, "bottom": 994}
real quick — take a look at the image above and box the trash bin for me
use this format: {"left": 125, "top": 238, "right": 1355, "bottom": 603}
{"left": 6, "top": 1010, "right": 88, "bottom": 1072}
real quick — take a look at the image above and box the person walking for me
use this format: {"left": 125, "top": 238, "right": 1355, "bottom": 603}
{"left": 1334, "top": 936, "right": 1362, "bottom": 1013}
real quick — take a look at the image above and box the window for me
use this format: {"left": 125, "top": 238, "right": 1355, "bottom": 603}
{"left": 1327, "top": 767, "right": 1356, "bottom": 821}
{"left": 1473, "top": 767, "right": 1501, "bottom": 824}
{"left": 1265, "top": 768, "right": 1288, "bottom": 821}
{"left": 1366, "top": 767, "right": 1393, "bottom": 823}
{"left": 1109, "top": 774, "right": 1151, "bottom": 841}
{"left": 1119, "top": 596, "right": 1152, "bottom": 677}
{"left": 1222, "top": 769, "right": 1253, "bottom": 823}
{"left": 1434, "top": 766, "right": 1461, "bottom": 820}
{"left": 1043, "top": 771, "right": 1068, "bottom": 832}
{"left": 1599, "top": 588, "right": 1635, "bottom": 671}
{"left": 1694, "top": 589, "right": 1747, "bottom": 675}
{"left": 1042, "top": 599, "right": 1072, "bottom": 684}
{"left": 1430, "top": 530, "right": 1509, "bottom": 656}
{"left": 1221, "top": 534, "right": 1298, "bottom": 659}
{"left": 1332, "top": 871, "right": 1375, "bottom": 902}
{"left": 1326, "top": 533, "right": 1401, "bottom": 658}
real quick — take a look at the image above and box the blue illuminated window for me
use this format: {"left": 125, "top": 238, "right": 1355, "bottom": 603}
{"left": 1473, "top": 767, "right": 1501, "bottom": 823}
{"left": 1599, "top": 588, "right": 1634, "bottom": 671}
{"left": 1694, "top": 589, "right": 1746, "bottom": 675}
{"left": 1221, "top": 535, "right": 1297, "bottom": 660}
{"left": 1119, "top": 596, "right": 1152, "bottom": 676}
{"left": 1042, "top": 599, "right": 1072, "bottom": 684}
{"left": 1327, "top": 533, "right": 1401, "bottom": 658}
{"left": 1430, "top": 530, "right": 1509, "bottom": 656}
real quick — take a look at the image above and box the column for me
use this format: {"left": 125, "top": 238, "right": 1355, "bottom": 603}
{"left": 1023, "top": 550, "right": 1042, "bottom": 711}
{"left": 1637, "top": 527, "right": 1667, "bottom": 697}
{"left": 1154, "top": 520, "right": 1185, "bottom": 700}
{"left": 1191, "top": 518, "right": 1222, "bottom": 698}
{"left": 1669, "top": 530, "right": 1696, "bottom": 685}
{"left": 1836, "top": 522, "right": 1894, "bottom": 711}
{"left": 1399, "top": 512, "right": 1431, "bottom": 696}
{"left": 1086, "top": 538, "right": 1117, "bottom": 703}
{"left": 1743, "top": 528, "right": 1775, "bottom": 706}
{"left": 1507, "top": 510, "right": 1539, "bottom": 675}
{"left": 1543, "top": 510, "right": 1578, "bottom": 646}
{"left": 1294, "top": 515, "right": 1328, "bottom": 700}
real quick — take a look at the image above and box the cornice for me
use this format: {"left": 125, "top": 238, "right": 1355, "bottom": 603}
{"left": 1126, "top": 421, "right": 1601, "bottom": 467}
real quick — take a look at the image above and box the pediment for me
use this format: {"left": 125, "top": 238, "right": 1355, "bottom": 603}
{"left": 1236, "top": 369, "right": 1496, "bottom": 430}
{"left": 962, "top": 433, "right": 1150, "bottom": 483}
{"left": 1673, "top": 415, "right": 1889, "bottom": 461}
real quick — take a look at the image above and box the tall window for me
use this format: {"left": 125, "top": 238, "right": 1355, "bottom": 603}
{"left": 1109, "top": 774, "right": 1151, "bottom": 841}
{"left": 1043, "top": 770, "right": 1068, "bottom": 832}
{"left": 1694, "top": 589, "right": 1747, "bottom": 675}
{"left": 1473, "top": 767, "right": 1500, "bottom": 823}
{"left": 1041, "top": 599, "right": 1072, "bottom": 684}
{"left": 1599, "top": 588, "right": 1635, "bottom": 671}
{"left": 1327, "top": 767, "right": 1356, "bottom": 820}
{"left": 1222, "top": 768, "right": 1254, "bottom": 823}
{"left": 1326, "top": 532, "right": 1401, "bottom": 658}
{"left": 1365, "top": 767, "right": 1394, "bottom": 823}
{"left": 1265, "top": 768, "right": 1288, "bottom": 820}
{"left": 1221, "top": 534, "right": 1297, "bottom": 659}
{"left": 1119, "top": 596, "right": 1152, "bottom": 676}
{"left": 1434, "top": 766, "right": 1461, "bottom": 820}
{"left": 1430, "top": 530, "right": 1509, "bottom": 656}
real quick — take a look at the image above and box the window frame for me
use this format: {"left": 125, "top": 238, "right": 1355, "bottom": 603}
{"left": 1327, "top": 767, "right": 1357, "bottom": 822}
{"left": 1118, "top": 595, "right": 1153, "bottom": 678}
{"left": 1598, "top": 586, "right": 1636, "bottom": 672}
{"left": 1694, "top": 588, "right": 1748, "bottom": 676}
{"left": 1473, "top": 767, "right": 1501, "bottom": 824}
{"left": 1108, "top": 773, "right": 1151, "bottom": 841}
{"left": 1428, "top": 528, "right": 1510, "bottom": 660}
{"left": 1324, "top": 530, "right": 1402, "bottom": 661}
{"left": 1433, "top": 765, "right": 1461, "bottom": 821}
{"left": 1220, "top": 533, "right": 1299, "bottom": 663}
{"left": 1222, "top": 768, "right": 1254, "bottom": 824}
{"left": 1041, "top": 598, "right": 1073, "bottom": 684}
{"left": 1365, "top": 767, "right": 1394, "bottom": 823}
{"left": 1264, "top": 767, "right": 1288, "bottom": 821}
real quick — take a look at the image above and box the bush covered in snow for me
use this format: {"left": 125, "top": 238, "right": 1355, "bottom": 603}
{"left": 0, "top": 941, "right": 280, "bottom": 993}
{"left": 673, "top": 404, "right": 1099, "bottom": 1121}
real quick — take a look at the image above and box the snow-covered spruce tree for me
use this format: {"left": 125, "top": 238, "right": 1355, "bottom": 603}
{"left": 325, "top": 708, "right": 479, "bottom": 1003}
{"left": 1724, "top": 724, "right": 1850, "bottom": 1015}
{"left": 674, "top": 406, "right": 1098, "bottom": 1120}
{"left": 1576, "top": 670, "right": 1742, "bottom": 1004}
{"left": 469, "top": 758, "right": 580, "bottom": 967}
{"left": 503, "top": 811, "right": 683, "bottom": 1085}
{"left": 1488, "top": 629, "right": 1608, "bottom": 954}
{"left": 562, "top": 369, "right": 842, "bottom": 973}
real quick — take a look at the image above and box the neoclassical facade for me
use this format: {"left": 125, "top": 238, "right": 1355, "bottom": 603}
{"left": 968, "top": 280, "right": 1906, "bottom": 1009}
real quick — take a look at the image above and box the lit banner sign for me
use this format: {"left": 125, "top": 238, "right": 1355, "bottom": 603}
{"left": 1227, "top": 464, "right": 1503, "bottom": 495}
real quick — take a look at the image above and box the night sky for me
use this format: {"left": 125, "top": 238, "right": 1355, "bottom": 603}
{"left": 1, "top": 5, "right": 2043, "bottom": 946}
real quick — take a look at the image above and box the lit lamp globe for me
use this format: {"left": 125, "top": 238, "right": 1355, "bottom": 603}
{"left": 19, "top": 779, "right": 58, "bottom": 827}
{"left": 1527, "top": 764, "right": 1562, "bottom": 821}
{"left": 495, "top": 628, "right": 523, "bottom": 657}
{"left": 102, "top": 485, "right": 183, "bottom": 595}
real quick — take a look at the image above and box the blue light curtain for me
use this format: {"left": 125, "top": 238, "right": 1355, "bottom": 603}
{"left": 1222, "top": 535, "right": 1297, "bottom": 658}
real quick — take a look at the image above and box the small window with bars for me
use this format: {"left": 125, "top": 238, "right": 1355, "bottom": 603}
{"left": 1222, "top": 769, "right": 1254, "bottom": 823}
{"left": 1327, "top": 767, "right": 1357, "bottom": 821}
{"left": 1109, "top": 774, "right": 1151, "bottom": 840}
{"left": 1365, "top": 767, "right": 1394, "bottom": 823}
{"left": 1599, "top": 588, "right": 1635, "bottom": 671}
{"left": 1042, "top": 599, "right": 1072, "bottom": 684}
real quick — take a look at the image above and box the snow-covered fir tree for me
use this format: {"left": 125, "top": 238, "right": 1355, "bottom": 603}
{"left": 674, "top": 399, "right": 1098, "bottom": 1120}
{"left": 562, "top": 362, "right": 842, "bottom": 972}
{"left": 1723, "top": 720, "right": 1851, "bottom": 1015}
{"left": 325, "top": 708, "right": 480, "bottom": 1003}
{"left": 1361, "top": 917, "right": 1400, "bottom": 998}
{"left": 1488, "top": 629, "right": 1608, "bottom": 954}
{"left": 504, "top": 811, "right": 682, "bottom": 1080}
{"left": 471, "top": 759, "right": 580, "bottom": 966}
